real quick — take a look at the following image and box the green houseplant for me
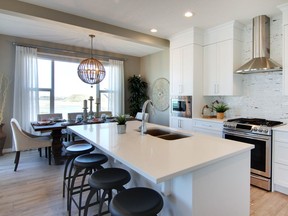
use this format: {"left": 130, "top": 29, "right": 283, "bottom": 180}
{"left": 128, "top": 75, "right": 148, "bottom": 117}
{"left": 116, "top": 115, "right": 127, "bottom": 125}
{"left": 213, "top": 103, "right": 229, "bottom": 119}
{"left": 116, "top": 114, "right": 127, "bottom": 134}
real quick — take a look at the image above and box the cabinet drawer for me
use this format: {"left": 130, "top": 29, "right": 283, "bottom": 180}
{"left": 274, "top": 140, "right": 288, "bottom": 165}
{"left": 274, "top": 163, "right": 288, "bottom": 188}
{"left": 274, "top": 131, "right": 288, "bottom": 142}
{"left": 193, "top": 120, "right": 223, "bottom": 131}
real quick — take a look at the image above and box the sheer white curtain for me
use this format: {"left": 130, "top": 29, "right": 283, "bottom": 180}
{"left": 108, "top": 59, "right": 124, "bottom": 115}
{"left": 13, "top": 46, "right": 39, "bottom": 132}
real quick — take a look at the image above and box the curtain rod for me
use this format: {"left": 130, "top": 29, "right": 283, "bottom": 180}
{"left": 12, "top": 42, "right": 128, "bottom": 61}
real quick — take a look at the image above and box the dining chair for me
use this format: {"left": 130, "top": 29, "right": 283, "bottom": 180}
{"left": 67, "top": 112, "right": 84, "bottom": 142}
{"left": 99, "top": 111, "right": 112, "bottom": 117}
{"left": 10, "top": 118, "right": 52, "bottom": 171}
{"left": 37, "top": 113, "right": 63, "bottom": 121}
{"left": 67, "top": 112, "right": 83, "bottom": 122}
{"left": 37, "top": 113, "right": 67, "bottom": 141}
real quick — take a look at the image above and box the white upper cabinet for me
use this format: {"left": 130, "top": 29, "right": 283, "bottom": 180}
{"left": 284, "top": 25, "right": 288, "bottom": 95}
{"left": 170, "top": 44, "right": 194, "bottom": 95}
{"left": 279, "top": 4, "right": 288, "bottom": 95}
{"left": 203, "top": 21, "right": 243, "bottom": 96}
{"left": 169, "top": 28, "right": 205, "bottom": 118}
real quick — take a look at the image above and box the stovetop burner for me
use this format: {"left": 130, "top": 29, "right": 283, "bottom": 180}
{"left": 227, "top": 118, "right": 283, "bottom": 127}
{"left": 224, "top": 118, "right": 283, "bottom": 135}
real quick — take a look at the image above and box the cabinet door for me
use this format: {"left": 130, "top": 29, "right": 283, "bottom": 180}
{"left": 170, "top": 45, "right": 194, "bottom": 95}
{"left": 273, "top": 131, "right": 288, "bottom": 193}
{"left": 217, "top": 40, "right": 233, "bottom": 95}
{"left": 203, "top": 40, "right": 236, "bottom": 96}
{"left": 192, "top": 119, "right": 223, "bottom": 137}
{"left": 170, "top": 48, "right": 182, "bottom": 95}
{"left": 181, "top": 45, "right": 194, "bottom": 95}
{"left": 203, "top": 44, "right": 218, "bottom": 95}
{"left": 170, "top": 117, "right": 193, "bottom": 131}
{"left": 274, "top": 140, "right": 288, "bottom": 165}
{"left": 283, "top": 25, "right": 288, "bottom": 95}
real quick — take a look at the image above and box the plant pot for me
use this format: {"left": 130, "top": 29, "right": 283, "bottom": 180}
{"left": 117, "top": 124, "right": 126, "bottom": 134}
{"left": 216, "top": 112, "right": 225, "bottom": 119}
{"left": 0, "top": 124, "right": 6, "bottom": 156}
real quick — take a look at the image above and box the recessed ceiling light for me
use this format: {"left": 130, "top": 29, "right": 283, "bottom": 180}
{"left": 150, "top": 28, "right": 158, "bottom": 33}
{"left": 184, "top": 11, "right": 193, "bottom": 18}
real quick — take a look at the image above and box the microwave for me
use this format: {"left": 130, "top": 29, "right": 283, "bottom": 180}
{"left": 171, "top": 96, "right": 192, "bottom": 118}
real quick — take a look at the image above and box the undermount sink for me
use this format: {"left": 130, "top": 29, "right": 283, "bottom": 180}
{"left": 145, "top": 128, "right": 171, "bottom": 136}
{"left": 142, "top": 128, "right": 191, "bottom": 140}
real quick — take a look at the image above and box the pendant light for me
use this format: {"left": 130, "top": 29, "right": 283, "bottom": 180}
{"left": 77, "top": 34, "right": 106, "bottom": 85}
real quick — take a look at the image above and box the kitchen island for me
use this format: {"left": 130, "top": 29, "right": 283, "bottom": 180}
{"left": 68, "top": 121, "right": 254, "bottom": 216}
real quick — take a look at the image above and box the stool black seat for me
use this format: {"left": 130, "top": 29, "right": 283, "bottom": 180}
{"left": 69, "top": 153, "right": 108, "bottom": 216}
{"left": 74, "top": 153, "right": 108, "bottom": 168}
{"left": 63, "top": 143, "right": 95, "bottom": 199}
{"left": 65, "top": 143, "right": 95, "bottom": 155}
{"left": 109, "top": 187, "right": 164, "bottom": 216}
{"left": 84, "top": 168, "right": 131, "bottom": 216}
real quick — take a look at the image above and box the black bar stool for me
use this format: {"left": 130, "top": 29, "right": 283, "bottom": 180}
{"left": 109, "top": 187, "right": 164, "bottom": 216}
{"left": 68, "top": 153, "right": 108, "bottom": 216}
{"left": 62, "top": 143, "right": 95, "bottom": 201}
{"left": 84, "top": 168, "right": 131, "bottom": 216}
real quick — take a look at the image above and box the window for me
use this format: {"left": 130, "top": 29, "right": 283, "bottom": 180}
{"left": 37, "top": 56, "right": 119, "bottom": 119}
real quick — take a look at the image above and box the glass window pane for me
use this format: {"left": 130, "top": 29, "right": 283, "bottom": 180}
{"left": 38, "top": 59, "right": 52, "bottom": 88}
{"left": 39, "top": 91, "right": 50, "bottom": 114}
{"left": 54, "top": 61, "right": 96, "bottom": 119}
{"left": 100, "top": 92, "right": 109, "bottom": 111}
{"left": 100, "top": 64, "right": 109, "bottom": 90}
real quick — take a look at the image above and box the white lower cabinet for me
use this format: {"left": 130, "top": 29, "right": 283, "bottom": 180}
{"left": 191, "top": 118, "right": 223, "bottom": 137}
{"left": 170, "top": 117, "right": 194, "bottom": 131}
{"left": 273, "top": 130, "right": 288, "bottom": 194}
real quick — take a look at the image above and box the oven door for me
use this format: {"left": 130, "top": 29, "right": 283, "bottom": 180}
{"left": 223, "top": 130, "right": 271, "bottom": 178}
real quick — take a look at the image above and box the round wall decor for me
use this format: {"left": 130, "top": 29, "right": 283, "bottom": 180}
{"left": 151, "top": 78, "right": 169, "bottom": 111}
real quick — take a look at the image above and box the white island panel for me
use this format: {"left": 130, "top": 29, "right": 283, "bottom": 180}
{"left": 68, "top": 121, "right": 253, "bottom": 216}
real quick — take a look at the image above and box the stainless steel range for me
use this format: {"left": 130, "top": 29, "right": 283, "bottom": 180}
{"left": 223, "top": 118, "right": 283, "bottom": 191}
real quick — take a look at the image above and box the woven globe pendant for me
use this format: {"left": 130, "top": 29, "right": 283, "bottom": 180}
{"left": 78, "top": 57, "right": 106, "bottom": 84}
{"left": 78, "top": 34, "right": 106, "bottom": 85}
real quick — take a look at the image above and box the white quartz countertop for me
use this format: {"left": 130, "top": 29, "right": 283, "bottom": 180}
{"left": 68, "top": 121, "right": 253, "bottom": 184}
{"left": 273, "top": 124, "right": 288, "bottom": 132}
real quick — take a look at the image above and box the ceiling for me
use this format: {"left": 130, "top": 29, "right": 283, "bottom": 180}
{"left": 0, "top": 0, "right": 287, "bottom": 57}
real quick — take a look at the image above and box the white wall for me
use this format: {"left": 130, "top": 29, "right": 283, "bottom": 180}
{"left": 206, "top": 14, "right": 288, "bottom": 123}
{"left": 140, "top": 49, "right": 170, "bottom": 126}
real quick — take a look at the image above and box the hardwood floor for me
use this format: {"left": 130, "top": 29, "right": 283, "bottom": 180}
{"left": 0, "top": 150, "right": 108, "bottom": 216}
{"left": 1, "top": 150, "right": 288, "bottom": 216}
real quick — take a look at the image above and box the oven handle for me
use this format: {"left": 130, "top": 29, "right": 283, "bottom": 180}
{"left": 223, "top": 130, "right": 271, "bottom": 141}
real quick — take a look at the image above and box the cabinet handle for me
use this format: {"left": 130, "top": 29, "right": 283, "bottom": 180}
{"left": 214, "top": 84, "right": 216, "bottom": 94}
{"left": 178, "top": 120, "right": 182, "bottom": 128}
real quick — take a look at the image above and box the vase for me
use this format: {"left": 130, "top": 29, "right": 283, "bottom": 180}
{"left": 0, "top": 124, "right": 7, "bottom": 156}
{"left": 216, "top": 112, "right": 225, "bottom": 119}
{"left": 117, "top": 124, "right": 126, "bottom": 134}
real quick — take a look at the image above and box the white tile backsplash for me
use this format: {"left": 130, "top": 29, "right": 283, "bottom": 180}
{"left": 208, "top": 14, "right": 288, "bottom": 123}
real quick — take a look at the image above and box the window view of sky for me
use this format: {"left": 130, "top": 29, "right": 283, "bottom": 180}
{"left": 37, "top": 59, "right": 110, "bottom": 117}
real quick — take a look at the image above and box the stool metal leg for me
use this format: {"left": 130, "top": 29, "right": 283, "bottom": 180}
{"left": 67, "top": 157, "right": 77, "bottom": 211}
{"left": 84, "top": 188, "right": 98, "bottom": 216}
{"left": 68, "top": 166, "right": 83, "bottom": 216}
{"left": 63, "top": 156, "right": 73, "bottom": 198}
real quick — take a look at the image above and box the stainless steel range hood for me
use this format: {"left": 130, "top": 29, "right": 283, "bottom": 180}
{"left": 235, "top": 15, "right": 282, "bottom": 74}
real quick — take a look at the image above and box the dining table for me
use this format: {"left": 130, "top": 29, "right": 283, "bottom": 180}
{"left": 31, "top": 118, "right": 117, "bottom": 165}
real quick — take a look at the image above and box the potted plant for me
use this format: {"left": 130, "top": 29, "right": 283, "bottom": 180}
{"left": 116, "top": 114, "right": 127, "bottom": 134}
{"left": 213, "top": 103, "right": 229, "bottom": 119}
{"left": 128, "top": 75, "right": 148, "bottom": 117}
{"left": 0, "top": 73, "right": 8, "bottom": 156}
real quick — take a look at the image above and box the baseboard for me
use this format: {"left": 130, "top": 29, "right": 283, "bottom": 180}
{"left": 3, "top": 148, "right": 13, "bottom": 153}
